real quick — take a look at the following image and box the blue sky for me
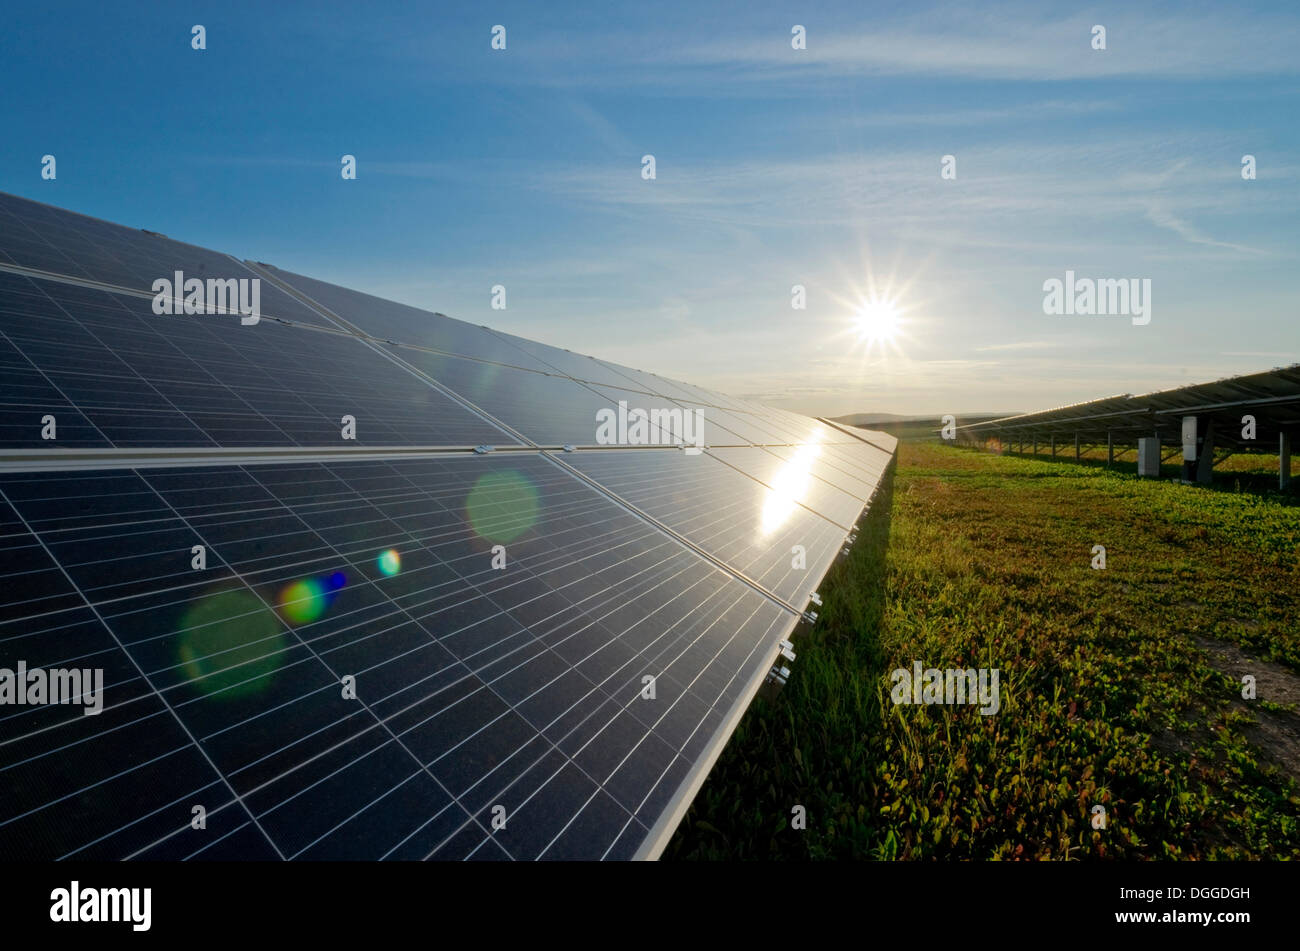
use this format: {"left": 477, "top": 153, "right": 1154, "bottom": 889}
{"left": 2, "top": 0, "right": 1297, "bottom": 415}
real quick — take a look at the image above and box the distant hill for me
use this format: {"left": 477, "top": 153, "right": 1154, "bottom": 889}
{"left": 830, "top": 411, "right": 1019, "bottom": 427}
{"left": 829, "top": 411, "right": 1020, "bottom": 441}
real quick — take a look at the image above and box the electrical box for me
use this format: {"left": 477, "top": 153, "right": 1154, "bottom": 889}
{"left": 1138, "top": 437, "right": 1161, "bottom": 477}
{"left": 1181, "top": 417, "right": 1198, "bottom": 461}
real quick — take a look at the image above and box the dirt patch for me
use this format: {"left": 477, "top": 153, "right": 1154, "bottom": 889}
{"left": 1192, "top": 633, "right": 1300, "bottom": 781}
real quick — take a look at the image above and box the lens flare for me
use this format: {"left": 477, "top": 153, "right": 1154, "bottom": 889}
{"left": 377, "top": 548, "right": 402, "bottom": 576}
{"left": 277, "top": 578, "right": 330, "bottom": 625}
{"left": 466, "top": 470, "right": 540, "bottom": 545}
{"left": 178, "top": 588, "right": 285, "bottom": 698}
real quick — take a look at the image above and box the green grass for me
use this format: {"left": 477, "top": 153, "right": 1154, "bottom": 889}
{"left": 666, "top": 442, "right": 1300, "bottom": 860}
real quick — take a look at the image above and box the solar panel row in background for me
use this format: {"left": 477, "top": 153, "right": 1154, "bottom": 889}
{"left": 0, "top": 191, "right": 896, "bottom": 860}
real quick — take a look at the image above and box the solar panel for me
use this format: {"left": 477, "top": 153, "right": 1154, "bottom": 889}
{"left": 382, "top": 348, "right": 686, "bottom": 448}
{"left": 481, "top": 328, "right": 673, "bottom": 393}
{"left": 764, "top": 443, "right": 888, "bottom": 501}
{"left": 0, "top": 270, "right": 516, "bottom": 449}
{"left": 0, "top": 193, "right": 339, "bottom": 329}
{"left": 705, "top": 446, "right": 869, "bottom": 527}
{"left": 0, "top": 193, "right": 896, "bottom": 861}
{"left": 0, "top": 454, "right": 796, "bottom": 860}
{"left": 559, "top": 448, "right": 856, "bottom": 609}
{"left": 255, "top": 264, "right": 566, "bottom": 372}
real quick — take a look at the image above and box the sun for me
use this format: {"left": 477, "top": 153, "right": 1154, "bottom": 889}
{"left": 854, "top": 298, "right": 902, "bottom": 344}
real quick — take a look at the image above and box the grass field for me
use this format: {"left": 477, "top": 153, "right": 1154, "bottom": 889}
{"left": 667, "top": 441, "right": 1300, "bottom": 860}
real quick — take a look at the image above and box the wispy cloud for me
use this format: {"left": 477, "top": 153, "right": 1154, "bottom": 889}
{"left": 663, "top": 7, "right": 1300, "bottom": 82}
{"left": 1144, "top": 203, "right": 1266, "bottom": 255}
{"left": 974, "top": 340, "right": 1057, "bottom": 352}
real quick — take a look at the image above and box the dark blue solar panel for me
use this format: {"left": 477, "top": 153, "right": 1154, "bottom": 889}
{"left": 0, "top": 271, "right": 517, "bottom": 450}
{"left": 0, "top": 192, "right": 339, "bottom": 328}
{"left": 0, "top": 454, "right": 796, "bottom": 860}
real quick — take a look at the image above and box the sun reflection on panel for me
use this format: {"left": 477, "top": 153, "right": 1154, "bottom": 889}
{"left": 760, "top": 436, "right": 822, "bottom": 536}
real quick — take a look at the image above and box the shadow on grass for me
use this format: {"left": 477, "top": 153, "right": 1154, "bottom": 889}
{"left": 665, "top": 456, "right": 898, "bottom": 860}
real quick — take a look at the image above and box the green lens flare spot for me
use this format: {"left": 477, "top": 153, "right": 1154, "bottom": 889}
{"left": 377, "top": 548, "right": 402, "bottom": 576}
{"left": 278, "top": 578, "right": 330, "bottom": 625}
{"left": 177, "top": 589, "right": 285, "bottom": 698}
{"left": 466, "top": 470, "right": 540, "bottom": 545}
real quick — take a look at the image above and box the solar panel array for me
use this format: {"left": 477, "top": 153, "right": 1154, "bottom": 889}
{"left": 0, "top": 191, "right": 895, "bottom": 861}
{"left": 951, "top": 367, "right": 1300, "bottom": 448}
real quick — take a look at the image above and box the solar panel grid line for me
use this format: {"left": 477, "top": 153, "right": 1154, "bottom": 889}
{"left": 356, "top": 511, "right": 769, "bottom": 862}
{"left": 541, "top": 450, "right": 809, "bottom": 616}
{"left": 632, "top": 609, "right": 799, "bottom": 859}
{"left": 182, "top": 817, "right": 258, "bottom": 860}
{"left": 0, "top": 258, "right": 337, "bottom": 335}
{"left": 815, "top": 444, "right": 895, "bottom": 485}
{"left": 0, "top": 648, "right": 135, "bottom": 722}
{"left": 252, "top": 263, "right": 594, "bottom": 382}
{"left": 123, "top": 728, "right": 395, "bottom": 860}
{"left": 1, "top": 483, "right": 478, "bottom": 862}
{"left": 702, "top": 447, "right": 867, "bottom": 532}
{"left": 0, "top": 260, "right": 181, "bottom": 311}
{"left": 0, "top": 193, "right": 338, "bottom": 330}
{"left": 0, "top": 463, "right": 665, "bottom": 711}
{"left": 15, "top": 282, "right": 277, "bottom": 450}
{"left": 764, "top": 441, "right": 892, "bottom": 495}
{"left": 0, "top": 695, "right": 172, "bottom": 780}
{"left": 1, "top": 734, "right": 202, "bottom": 832}
{"left": 559, "top": 449, "right": 858, "bottom": 609}
{"left": 131, "top": 466, "right": 505, "bottom": 859}
{"left": 0, "top": 322, "right": 115, "bottom": 449}
{"left": 596, "top": 588, "right": 783, "bottom": 828}
{"left": 482, "top": 326, "right": 674, "bottom": 396}
{"left": 0, "top": 483, "right": 288, "bottom": 860}
{"left": 0, "top": 465, "right": 800, "bottom": 657}
{"left": 73, "top": 778, "right": 233, "bottom": 862}
{"left": 0, "top": 445, "right": 566, "bottom": 475}
{"left": 573, "top": 384, "right": 786, "bottom": 449}
{"left": 1, "top": 271, "right": 519, "bottom": 451}
{"left": 286, "top": 766, "right": 428, "bottom": 859}
{"left": 483, "top": 582, "right": 781, "bottom": 861}
{"left": 256, "top": 260, "right": 777, "bottom": 422}
{"left": 251, "top": 264, "right": 546, "bottom": 370}
{"left": 337, "top": 339, "right": 541, "bottom": 449}
{"left": 382, "top": 347, "right": 727, "bottom": 450}
{"left": 256, "top": 459, "right": 790, "bottom": 852}
{"left": 757, "top": 444, "right": 883, "bottom": 503}
{"left": 565, "top": 382, "right": 764, "bottom": 448}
